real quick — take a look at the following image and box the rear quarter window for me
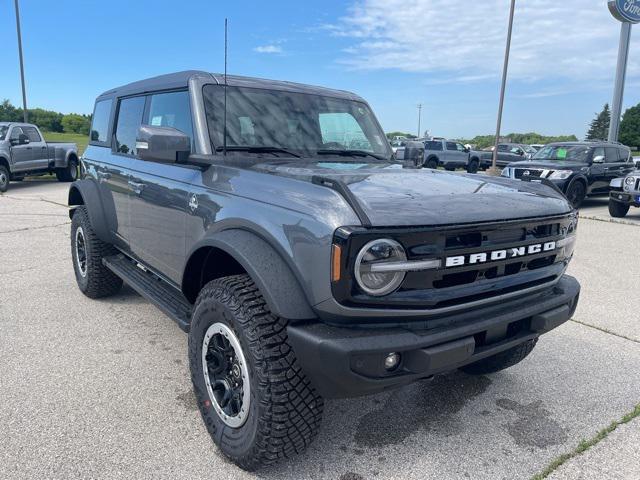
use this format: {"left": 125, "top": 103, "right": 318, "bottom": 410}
{"left": 425, "top": 141, "right": 443, "bottom": 151}
{"left": 90, "top": 99, "right": 113, "bottom": 144}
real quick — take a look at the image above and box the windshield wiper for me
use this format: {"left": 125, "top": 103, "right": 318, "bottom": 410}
{"left": 216, "top": 146, "right": 301, "bottom": 158}
{"left": 316, "top": 149, "right": 388, "bottom": 161}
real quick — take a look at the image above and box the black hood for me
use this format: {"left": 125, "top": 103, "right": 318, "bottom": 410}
{"left": 255, "top": 161, "right": 572, "bottom": 227}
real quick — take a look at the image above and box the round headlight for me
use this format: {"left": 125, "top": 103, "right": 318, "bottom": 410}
{"left": 625, "top": 176, "right": 635, "bottom": 186}
{"left": 354, "top": 239, "right": 407, "bottom": 296}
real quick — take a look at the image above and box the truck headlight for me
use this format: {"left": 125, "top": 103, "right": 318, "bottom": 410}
{"left": 548, "top": 170, "right": 572, "bottom": 180}
{"left": 625, "top": 177, "right": 635, "bottom": 186}
{"left": 354, "top": 239, "right": 407, "bottom": 296}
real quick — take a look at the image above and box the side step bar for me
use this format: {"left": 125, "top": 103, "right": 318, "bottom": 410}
{"left": 103, "top": 255, "right": 192, "bottom": 332}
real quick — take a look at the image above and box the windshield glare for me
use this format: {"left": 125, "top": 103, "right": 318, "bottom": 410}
{"left": 533, "top": 145, "right": 591, "bottom": 163}
{"left": 203, "top": 85, "right": 392, "bottom": 160}
{"left": 0, "top": 126, "right": 8, "bottom": 141}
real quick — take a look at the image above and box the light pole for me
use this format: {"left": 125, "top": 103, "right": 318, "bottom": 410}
{"left": 14, "top": 0, "right": 28, "bottom": 123}
{"left": 417, "top": 104, "right": 423, "bottom": 138}
{"left": 607, "top": 1, "right": 639, "bottom": 141}
{"left": 489, "top": 0, "right": 516, "bottom": 175}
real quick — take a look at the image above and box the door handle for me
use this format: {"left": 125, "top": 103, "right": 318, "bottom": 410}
{"left": 128, "top": 180, "right": 145, "bottom": 195}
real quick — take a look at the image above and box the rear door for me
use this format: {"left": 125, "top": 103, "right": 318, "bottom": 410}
{"left": 604, "top": 147, "right": 628, "bottom": 191}
{"left": 128, "top": 90, "right": 196, "bottom": 283}
{"left": 445, "top": 141, "right": 458, "bottom": 166}
{"left": 22, "top": 126, "right": 48, "bottom": 169}
{"left": 8, "top": 127, "right": 32, "bottom": 172}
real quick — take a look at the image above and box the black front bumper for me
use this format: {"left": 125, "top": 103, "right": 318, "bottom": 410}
{"left": 610, "top": 191, "right": 640, "bottom": 207}
{"left": 288, "top": 275, "right": 580, "bottom": 399}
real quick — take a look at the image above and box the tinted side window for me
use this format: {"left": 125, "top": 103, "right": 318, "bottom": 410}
{"left": 91, "top": 99, "right": 113, "bottom": 143}
{"left": 425, "top": 141, "right": 443, "bottom": 151}
{"left": 148, "top": 91, "right": 194, "bottom": 147}
{"left": 618, "top": 148, "right": 631, "bottom": 162}
{"left": 446, "top": 142, "right": 457, "bottom": 151}
{"left": 10, "top": 127, "right": 24, "bottom": 140}
{"left": 23, "top": 127, "right": 42, "bottom": 142}
{"left": 115, "top": 96, "right": 146, "bottom": 156}
{"left": 605, "top": 147, "right": 620, "bottom": 162}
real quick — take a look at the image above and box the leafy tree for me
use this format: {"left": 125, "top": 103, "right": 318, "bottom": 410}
{"left": 0, "top": 99, "right": 21, "bottom": 122}
{"left": 586, "top": 104, "right": 611, "bottom": 140}
{"left": 619, "top": 104, "right": 640, "bottom": 149}
{"left": 458, "top": 133, "right": 578, "bottom": 149}
{"left": 62, "top": 114, "right": 91, "bottom": 135}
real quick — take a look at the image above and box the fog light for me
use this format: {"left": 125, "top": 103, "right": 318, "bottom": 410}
{"left": 384, "top": 352, "right": 400, "bottom": 371}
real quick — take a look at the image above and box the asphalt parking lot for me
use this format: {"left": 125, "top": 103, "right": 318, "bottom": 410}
{"left": 1, "top": 179, "right": 639, "bottom": 480}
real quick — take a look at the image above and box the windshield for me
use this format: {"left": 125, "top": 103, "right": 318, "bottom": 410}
{"left": 203, "top": 85, "right": 392, "bottom": 160}
{"left": 0, "top": 126, "right": 7, "bottom": 141}
{"left": 533, "top": 145, "right": 591, "bottom": 163}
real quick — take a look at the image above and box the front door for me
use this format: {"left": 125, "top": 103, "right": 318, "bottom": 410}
{"left": 22, "top": 126, "right": 49, "bottom": 170}
{"left": 127, "top": 90, "right": 195, "bottom": 284}
{"left": 8, "top": 127, "right": 33, "bottom": 172}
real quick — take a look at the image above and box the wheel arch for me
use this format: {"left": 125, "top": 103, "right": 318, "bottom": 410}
{"left": 182, "top": 229, "right": 316, "bottom": 321}
{"left": 67, "top": 179, "right": 111, "bottom": 243}
{"left": 0, "top": 156, "right": 10, "bottom": 171}
{"left": 425, "top": 154, "right": 439, "bottom": 166}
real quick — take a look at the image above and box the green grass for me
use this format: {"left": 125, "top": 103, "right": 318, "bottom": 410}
{"left": 531, "top": 403, "right": 640, "bottom": 479}
{"left": 42, "top": 131, "right": 89, "bottom": 155}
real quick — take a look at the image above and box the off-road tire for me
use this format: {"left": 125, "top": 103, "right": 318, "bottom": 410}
{"left": 189, "top": 275, "right": 323, "bottom": 471}
{"left": 608, "top": 200, "right": 630, "bottom": 218}
{"left": 467, "top": 159, "right": 479, "bottom": 174}
{"left": 56, "top": 158, "right": 78, "bottom": 182}
{"left": 565, "top": 180, "right": 586, "bottom": 209}
{"left": 0, "top": 165, "right": 9, "bottom": 192}
{"left": 71, "top": 206, "right": 123, "bottom": 298}
{"left": 425, "top": 158, "right": 438, "bottom": 170}
{"left": 460, "top": 338, "right": 538, "bottom": 375}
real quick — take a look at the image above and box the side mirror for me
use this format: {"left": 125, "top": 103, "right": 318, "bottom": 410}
{"left": 11, "top": 134, "right": 30, "bottom": 146}
{"left": 136, "top": 125, "right": 191, "bottom": 163}
{"left": 464, "top": 146, "right": 471, "bottom": 153}
{"left": 593, "top": 155, "right": 605, "bottom": 164}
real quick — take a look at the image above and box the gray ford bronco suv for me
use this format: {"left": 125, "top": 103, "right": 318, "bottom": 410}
{"left": 69, "top": 71, "right": 580, "bottom": 470}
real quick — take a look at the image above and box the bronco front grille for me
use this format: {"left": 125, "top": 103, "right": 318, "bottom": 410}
{"left": 332, "top": 213, "right": 577, "bottom": 311}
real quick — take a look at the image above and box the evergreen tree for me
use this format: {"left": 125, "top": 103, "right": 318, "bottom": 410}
{"left": 586, "top": 104, "right": 611, "bottom": 140}
{"left": 619, "top": 104, "right": 640, "bottom": 149}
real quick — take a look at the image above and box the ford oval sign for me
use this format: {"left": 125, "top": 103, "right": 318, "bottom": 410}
{"left": 609, "top": 0, "right": 640, "bottom": 23}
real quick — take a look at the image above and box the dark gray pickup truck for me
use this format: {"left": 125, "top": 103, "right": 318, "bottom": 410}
{"left": 68, "top": 71, "right": 580, "bottom": 470}
{"left": 0, "top": 122, "right": 79, "bottom": 192}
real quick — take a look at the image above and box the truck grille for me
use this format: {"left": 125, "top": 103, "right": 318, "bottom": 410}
{"left": 514, "top": 168, "right": 544, "bottom": 179}
{"left": 334, "top": 214, "right": 577, "bottom": 311}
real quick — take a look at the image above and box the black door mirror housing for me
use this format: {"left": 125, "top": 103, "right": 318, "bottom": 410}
{"left": 136, "top": 125, "right": 191, "bottom": 163}
{"left": 11, "top": 134, "right": 30, "bottom": 146}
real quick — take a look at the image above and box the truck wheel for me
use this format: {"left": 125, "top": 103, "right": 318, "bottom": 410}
{"left": 425, "top": 158, "right": 438, "bottom": 170}
{"left": 189, "top": 275, "right": 323, "bottom": 471}
{"left": 565, "top": 181, "right": 586, "bottom": 209}
{"left": 71, "top": 206, "right": 123, "bottom": 298}
{"left": 460, "top": 338, "right": 538, "bottom": 375}
{"left": 0, "top": 165, "right": 9, "bottom": 192}
{"left": 467, "top": 159, "right": 479, "bottom": 174}
{"left": 56, "top": 158, "right": 78, "bottom": 182}
{"left": 608, "top": 200, "right": 630, "bottom": 218}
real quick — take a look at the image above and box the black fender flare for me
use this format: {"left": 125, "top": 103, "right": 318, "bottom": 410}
{"left": 67, "top": 179, "right": 111, "bottom": 243}
{"left": 185, "top": 229, "right": 316, "bottom": 320}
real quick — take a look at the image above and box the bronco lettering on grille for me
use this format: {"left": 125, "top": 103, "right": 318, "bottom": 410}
{"left": 445, "top": 241, "right": 556, "bottom": 268}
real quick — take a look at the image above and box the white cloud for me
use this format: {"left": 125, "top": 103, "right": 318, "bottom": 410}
{"left": 254, "top": 45, "right": 283, "bottom": 54}
{"left": 328, "top": 0, "right": 637, "bottom": 84}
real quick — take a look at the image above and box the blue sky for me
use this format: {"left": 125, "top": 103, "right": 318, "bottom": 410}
{"left": 0, "top": 0, "right": 638, "bottom": 139}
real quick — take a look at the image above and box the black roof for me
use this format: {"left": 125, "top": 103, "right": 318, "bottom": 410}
{"left": 97, "top": 70, "right": 363, "bottom": 102}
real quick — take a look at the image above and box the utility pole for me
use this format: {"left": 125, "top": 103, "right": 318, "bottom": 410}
{"left": 14, "top": 0, "right": 28, "bottom": 123}
{"left": 417, "top": 104, "right": 423, "bottom": 138}
{"left": 489, "top": 0, "right": 516, "bottom": 175}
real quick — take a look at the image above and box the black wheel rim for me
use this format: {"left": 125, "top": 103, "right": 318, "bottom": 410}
{"left": 202, "top": 323, "right": 250, "bottom": 428}
{"left": 75, "top": 227, "right": 87, "bottom": 277}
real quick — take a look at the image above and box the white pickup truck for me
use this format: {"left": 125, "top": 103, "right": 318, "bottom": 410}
{"left": 0, "top": 122, "right": 79, "bottom": 192}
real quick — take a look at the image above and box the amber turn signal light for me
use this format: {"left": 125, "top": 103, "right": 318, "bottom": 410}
{"left": 331, "top": 244, "right": 342, "bottom": 282}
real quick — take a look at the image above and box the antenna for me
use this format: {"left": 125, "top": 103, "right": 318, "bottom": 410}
{"left": 223, "top": 18, "right": 228, "bottom": 156}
